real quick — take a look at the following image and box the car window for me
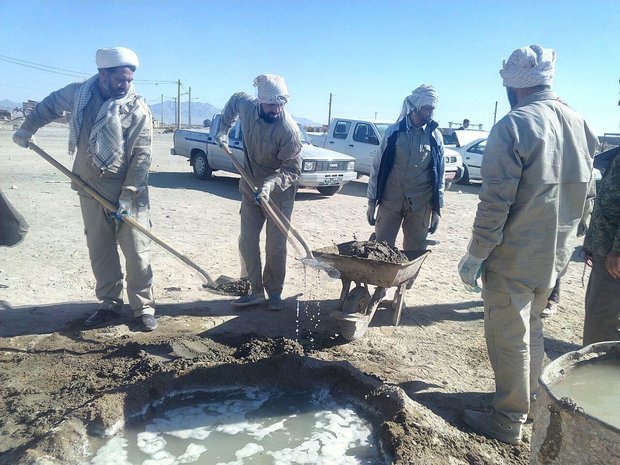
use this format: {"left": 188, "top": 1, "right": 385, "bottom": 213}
{"left": 352, "top": 123, "right": 379, "bottom": 145}
{"left": 443, "top": 133, "right": 457, "bottom": 145}
{"left": 467, "top": 139, "right": 487, "bottom": 154}
{"left": 333, "top": 121, "right": 351, "bottom": 139}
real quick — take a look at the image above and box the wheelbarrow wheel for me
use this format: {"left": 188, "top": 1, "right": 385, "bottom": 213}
{"left": 342, "top": 285, "right": 371, "bottom": 314}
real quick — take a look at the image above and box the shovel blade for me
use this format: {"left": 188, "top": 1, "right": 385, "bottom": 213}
{"left": 203, "top": 276, "right": 251, "bottom": 296}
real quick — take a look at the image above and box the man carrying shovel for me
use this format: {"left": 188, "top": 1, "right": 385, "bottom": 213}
{"left": 12, "top": 47, "right": 157, "bottom": 332}
{"left": 217, "top": 74, "right": 302, "bottom": 311}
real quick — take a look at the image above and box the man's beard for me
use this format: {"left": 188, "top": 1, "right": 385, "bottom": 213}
{"left": 259, "top": 106, "right": 280, "bottom": 123}
{"left": 507, "top": 88, "right": 518, "bottom": 109}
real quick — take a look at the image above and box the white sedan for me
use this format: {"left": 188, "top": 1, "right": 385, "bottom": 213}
{"left": 443, "top": 130, "right": 489, "bottom": 184}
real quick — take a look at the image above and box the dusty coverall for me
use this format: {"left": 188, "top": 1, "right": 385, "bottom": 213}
{"left": 582, "top": 150, "right": 620, "bottom": 345}
{"left": 368, "top": 117, "right": 445, "bottom": 250}
{"left": 20, "top": 80, "right": 155, "bottom": 317}
{"left": 219, "top": 93, "right": 302, "bottom": 297}
{"left": 467, "top": 90, "right": 598, "bottom": 423}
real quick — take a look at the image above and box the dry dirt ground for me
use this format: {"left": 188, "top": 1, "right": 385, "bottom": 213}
{"left": 0, "top": 123, "right": 591, "bottom": 464}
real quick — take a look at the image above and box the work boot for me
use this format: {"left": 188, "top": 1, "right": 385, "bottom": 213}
{"left": 267, "top": 294, "right": 284, "bottom": 311}
{"left": 135, "top": 314, "right": 157, "bottom": 332}
{"left": 231, "top": 294, "right": 265, "bottom": 308}
{"left": 541, "top": 300, "right": 558, "bottom": 318}
{"left": 84, "top": 309, "right": 120, "bottom": 327}
{"left": 463, "top": 409, "right": 522, "bottom": 444}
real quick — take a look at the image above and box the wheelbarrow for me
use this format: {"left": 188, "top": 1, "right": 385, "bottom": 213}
{"left": 313, "top": 244, "right": 430, "bottom": 341}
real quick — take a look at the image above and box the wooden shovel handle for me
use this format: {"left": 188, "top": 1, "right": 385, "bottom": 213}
{"left": 27, "top": 142, "right": 217, "bottom": 286}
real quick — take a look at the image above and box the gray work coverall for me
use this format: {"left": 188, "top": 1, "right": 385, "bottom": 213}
{"left": 20, "top": 80, "right": 155, "bottom": 317}
{"left": 468, "top": 90, "right": 598, "bottom": 423}
{"left": 219, "top": 93, "right": 302, "bottom": 297}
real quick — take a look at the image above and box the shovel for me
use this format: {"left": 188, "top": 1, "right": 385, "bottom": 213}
{"left": 221, "top": 144, "right": 339, "bottom": 278}
{"left": 27, "top": 142, "right": 248, "bottom": 296}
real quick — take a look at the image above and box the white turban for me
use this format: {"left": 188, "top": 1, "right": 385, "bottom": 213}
{"left": 398, "top": 84, "right": 438, "bottom": 121}
{"left": 253, "top": 74, "right": 289, "bottom": 105}
{"left": 95, "top": 47, "right": 140, "bottom": 69}
{"left": 500, "top": 45, "right": 556, "bottom": 88}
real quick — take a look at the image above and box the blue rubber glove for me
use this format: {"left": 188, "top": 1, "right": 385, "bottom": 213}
{"left": 428, "top": 211, "right": 440, "bottom": 234}
{"left": 458, "top": 252, "right": 484, "bottom": 292}
{"left": 117, "top": 189, "right": 136, "bottom": 217}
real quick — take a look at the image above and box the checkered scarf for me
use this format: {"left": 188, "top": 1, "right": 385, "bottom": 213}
{"left": 68, "top": 74, "right": 136, "bottom": 171}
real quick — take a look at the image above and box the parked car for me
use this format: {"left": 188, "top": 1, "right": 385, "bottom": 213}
{"left": 311, "top": 117, "right": 463, "bottom": 188}
{"left": 171, "top": 114, "right": 357, "bottom": 196}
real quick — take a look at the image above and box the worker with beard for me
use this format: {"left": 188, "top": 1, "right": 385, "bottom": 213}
{"left": 216, "top": 74, "right": 302, "bottom": 311}
{"left": 366, "top": 84, "right": 445, "bottom": 251}
{"left": 12, "top": 47, "right": 157, "bottom": 331}
{"left": 458, "top": 45, "right": 598, "bottom": 443}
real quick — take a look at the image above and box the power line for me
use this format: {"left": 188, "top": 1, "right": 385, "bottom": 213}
{"left": 0, "top": 54, "right": 177, "bottom": 85}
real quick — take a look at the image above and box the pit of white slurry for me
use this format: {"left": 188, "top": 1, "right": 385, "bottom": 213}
{"left": 89, "top": 386, "right": 385, "bottom": 464}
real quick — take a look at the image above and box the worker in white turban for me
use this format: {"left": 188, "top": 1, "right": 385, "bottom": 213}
{"left": 458, "top": 44, "right": 598, "bottom": 444}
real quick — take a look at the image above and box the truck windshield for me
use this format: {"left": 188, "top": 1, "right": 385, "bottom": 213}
{"left": 296, "top": 123, "right": 312, "bottom": 144}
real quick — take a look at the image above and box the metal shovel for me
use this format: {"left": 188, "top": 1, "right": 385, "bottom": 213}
{"left": 221, "top": 144, "right": 339, "bottom": 278}
{"left": 27, "top": 142, "right": 248, "bottom": 296}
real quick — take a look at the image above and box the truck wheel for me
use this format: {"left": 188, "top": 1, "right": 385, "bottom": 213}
{"left": 317, "top": 186, "right": 340, "bottom": 196}
{"left": 193, "top": 151, "right": 212, "bottom": 179}
{"left": 456, "top": 165, "right": 470, "bottom": 185}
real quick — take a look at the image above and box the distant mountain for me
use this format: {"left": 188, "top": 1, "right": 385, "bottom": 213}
{"left": 149, "top": 101, "right": 221, "bottom": 126}
{"left": 0, "top": 99, "right": 19, "bottom": 110}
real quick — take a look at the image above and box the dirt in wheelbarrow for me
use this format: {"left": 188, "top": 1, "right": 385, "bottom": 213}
{"left": 333, "top": 240, "right": 410, "bottom": 263}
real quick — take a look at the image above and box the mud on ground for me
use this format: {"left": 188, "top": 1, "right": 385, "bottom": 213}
{"left": 0, "top": 125, "right": 591, "bottom": 464}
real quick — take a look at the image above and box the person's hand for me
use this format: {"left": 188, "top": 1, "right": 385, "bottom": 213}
{"left": 605, "top": 253, "right": 620, "bottom": 279}
{"left": 366, "top": 201, "right": 376, "bottom": 226}
{"left": 13, "top": 129, "right": 34, "bottom": 148}
{"left": 117, "top": 189, "right": 136, "bottom": 217}
{"left": 458, "top": 252, "right": 484, "bottom": 292}
{"left": 216, "top": 132, "right": 228, "bottom": 149}
{"left": 428, "top": 211, "right": 440, "bottom": 234}
{"left": 255, "top": 178, "right": 276, "bottom": 205}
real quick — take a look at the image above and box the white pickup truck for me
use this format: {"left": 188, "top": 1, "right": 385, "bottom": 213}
{"left": 170, "top": 114, "right": 357, "bottom": 196}
{"left": 309, "top": 117, "right": 463, "bottom": 187}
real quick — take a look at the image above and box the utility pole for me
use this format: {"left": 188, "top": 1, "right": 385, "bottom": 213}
{"left": 160, "top": 94, "right": 164, "bottom": 127}
{"left": 188, "top": 87, "right": 192, "bottom": 127}
{"left": 493, "top": 101, "right": 498, "bottom": 126}
{"left": 177, "top": 79, "right": 181, "bottom": 129}
{"left": 374, "top": 112, "right": 378, "bottom": 119}
{"left": 327, "top": 93, "right": 333, "bottom": 127}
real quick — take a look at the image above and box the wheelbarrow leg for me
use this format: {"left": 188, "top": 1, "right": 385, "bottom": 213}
{"left": 337, "top": 279, "right": 352, "bottom": 311}
{"left": 392, "top": 283, "right": 407, "bottom": 326}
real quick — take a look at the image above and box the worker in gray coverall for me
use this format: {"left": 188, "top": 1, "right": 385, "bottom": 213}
{"left": 12, "top": 47, "right": 157, "bottom": 332}
{"left": 216, "top": 74, "right": 302, "bottom": 311}
{"left": 458, "top": 45, "right": 598, "bottom": 443}
{"left": 366, "top": 84, "right": 444, "bottom": 251}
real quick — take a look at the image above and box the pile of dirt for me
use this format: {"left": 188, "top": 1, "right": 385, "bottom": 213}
{"left": 335, "top": 240, "right": 410, "bottom": 264}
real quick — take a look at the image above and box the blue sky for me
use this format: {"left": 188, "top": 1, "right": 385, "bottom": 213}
{"left": 1, "top": 0, "right": 619, "bottom": 133}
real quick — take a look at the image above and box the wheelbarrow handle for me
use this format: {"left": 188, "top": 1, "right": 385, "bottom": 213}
{"left": 27, "top": 142, "right": 217, "bottom": 286}
{"left": 221, "top": 144, "right": 315, "bottom": 259}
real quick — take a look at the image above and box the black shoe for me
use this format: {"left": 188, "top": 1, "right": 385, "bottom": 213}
{"left": 135, "top": 314, "right": 157, "bottom": 332}
{"left": 84, "top": 309, "right": 120, "bottom": 327}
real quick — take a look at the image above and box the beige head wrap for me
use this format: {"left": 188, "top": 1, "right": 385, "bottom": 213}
{"left": 500, "top": 45, "right": 556, "bottom": 88}
{"left": 95, "top": 47, "right": 140, "bottom": 69}
{"left": 253, "top": 74, "right": 289, "bottom": 105}
{"left": 398, "top": 84, "right": 438, "bottom": 120}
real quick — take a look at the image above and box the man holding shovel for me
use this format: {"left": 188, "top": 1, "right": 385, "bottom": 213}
{"left": 12, "top": 47, "right": 157, "bottom": 332}
{"left": 217, "top": 74, "right": 302, "bottom": 311}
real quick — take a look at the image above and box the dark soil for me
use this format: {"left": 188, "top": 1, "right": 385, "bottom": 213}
{"left": 334, "top": 240, "right": 410, "bottom": 264}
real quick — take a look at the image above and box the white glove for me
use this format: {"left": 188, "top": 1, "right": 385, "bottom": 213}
{"left": 216, "top": 132, "right": 228, "bottom": 149}
{"left": 117, "top": 189, "right": 136, "bottom": 217}
{"left": 428, "top": 211, "right": 440, "bottom": 234}
{"left": 13, "top": 128, "right": 34, "bottom": 148}
{"left": 366, "top": 201, "right": 376, "bottom": 226}
{"left": 458, "top": 252, "right": 484, "bottom": 292}
{"left": 256, "top": 178, "right": 276, "bottom": 205}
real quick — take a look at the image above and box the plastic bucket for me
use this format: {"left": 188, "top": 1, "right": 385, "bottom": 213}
{"left": 530, "top": 341, "right": 620, "bottom": 465}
